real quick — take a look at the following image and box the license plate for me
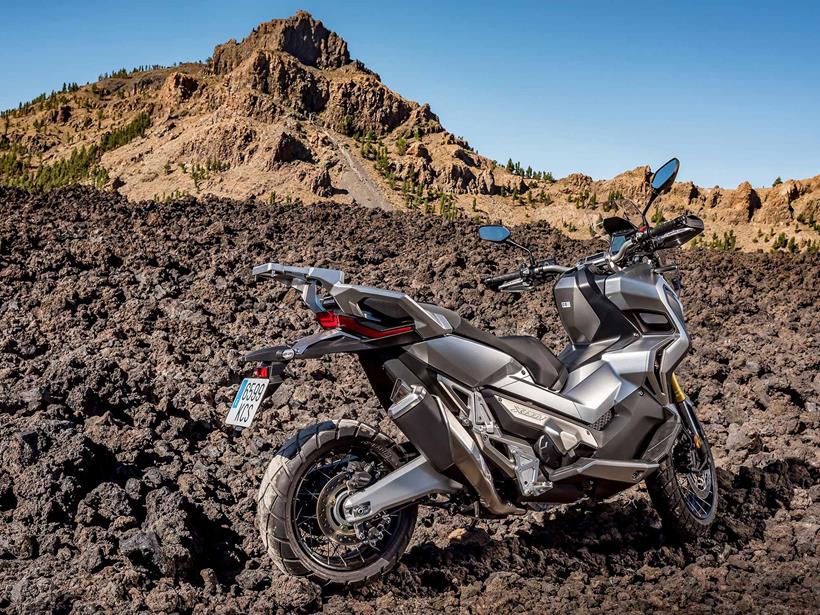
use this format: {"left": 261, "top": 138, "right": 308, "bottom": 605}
{"left": 226, "top": 378, "right": 269, "bottom": 427}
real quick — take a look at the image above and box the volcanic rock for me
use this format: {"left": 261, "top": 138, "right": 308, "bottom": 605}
{"left": 0, "top": 186, "right": 817, "bottom": 612}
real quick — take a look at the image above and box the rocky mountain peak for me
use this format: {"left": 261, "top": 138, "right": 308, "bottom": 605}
{"left": 3, "top": 12, "right": 818, "bottom": 252}
{"left": 212, "top": 11, "right": 351, "bottom": 74}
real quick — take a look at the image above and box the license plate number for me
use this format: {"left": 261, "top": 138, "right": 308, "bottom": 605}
{"left": 226, "top": 378, "right": 269, "bottom": 427}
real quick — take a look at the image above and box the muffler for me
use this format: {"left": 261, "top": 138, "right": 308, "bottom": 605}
{"left": 435, "top": 397, "right": 524, "bottom": 515}
{"left": 385, "top": 373, "right": 522, "bottom": 516}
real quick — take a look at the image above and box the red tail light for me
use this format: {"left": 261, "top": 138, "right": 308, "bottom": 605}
{"left": 316, "top": 311, "right": 340, "bottom": 329}
{"left": 253, "top": 366, "right": 270, "bottom": 378}
{"left": 316, "top": 312, "right": 414, "bottom": 339}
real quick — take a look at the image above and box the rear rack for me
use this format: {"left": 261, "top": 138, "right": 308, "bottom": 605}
{"left": 252, "top": 262, "right": 452, "bottom": 339}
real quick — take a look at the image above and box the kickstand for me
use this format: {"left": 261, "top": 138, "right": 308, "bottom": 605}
{"left": 468, "top": 501, "right": 480, "bottom": 528}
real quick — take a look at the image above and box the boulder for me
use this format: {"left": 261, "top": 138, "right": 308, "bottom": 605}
{"left": 724, "top": 181, "right": 761, "bottom": 224}
{"left": 437, "top": 162, "right": 476, "bottom": 192}
{"left": 406, "top": 142, "right": 430, "bottom": 161}
{"left": 49, "top": 105, "right": 72, "bottom": 124}
{"left": 268, "top": 131, "right": 313, "bottom": 165}
{"left": 160, "top": 72, "right": 199, "bottom": 106}
{"left": 307, "top": 167, "right": 333, "bottom": 197}
{"left": 754, "top": 181, "right": 799, "bottom": 224}
{"left": 477, "top": 169, "right": 499, "bottom": 195}
{"left": 75, "top": 482, "right": 133, "bottom": 526}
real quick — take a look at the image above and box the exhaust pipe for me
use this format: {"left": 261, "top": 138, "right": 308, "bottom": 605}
{"left": 435, "top": 397, "right": 524, "bottom": 515}
{"left": 385, "top": 377, "right": 522, "bottom": 517}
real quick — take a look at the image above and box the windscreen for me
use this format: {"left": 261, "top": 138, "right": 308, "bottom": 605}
{"left": 610, "top": 232, "right": 630, "bottom": 254}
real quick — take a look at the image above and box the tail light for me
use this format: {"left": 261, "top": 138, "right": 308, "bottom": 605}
{"left": 315, "top": 311, "right": 340, "bottom": 329}
{"left": 316, "top": 311, "right": 414, "bottom": 339}
{"left": 253, "top": 366, "right": 270, "bottom": 378}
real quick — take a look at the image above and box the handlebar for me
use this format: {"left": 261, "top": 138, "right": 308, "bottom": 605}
{"left": 483, "top": 270, "right": 523, "bottom": 290}
{"left": 647, "top": 216, "right": 682, "bottom": 238}
{"left": 483, "top": 260, "right": 570, "bottom": 291}
{"left": 482, "top": 214, "right": 696, "bottom": 288}
{"left": 605, "top": 214, "right": 691, "bottom": 267}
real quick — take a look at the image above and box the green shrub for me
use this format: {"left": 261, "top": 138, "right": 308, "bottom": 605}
{"left": 650, "top": 205, "right": 665, "bottom": 224}
{"left": 772, "top": 232, "right": 787, "bottom": 250}
{"left": 99, "top": 112, "right": 150, "bottom": 152}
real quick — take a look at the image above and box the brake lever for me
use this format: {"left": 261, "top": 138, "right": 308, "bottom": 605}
{"left": 498, "top": 277, "right": 531, "bottom": 293}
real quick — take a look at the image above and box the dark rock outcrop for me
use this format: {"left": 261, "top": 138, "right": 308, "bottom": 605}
{"left": 212, "top": 11, "right": 350, "bottom": 74}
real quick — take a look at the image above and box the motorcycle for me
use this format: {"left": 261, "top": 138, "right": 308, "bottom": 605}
{"left": 228, "top": 157, "right": 718, "bottom": 586}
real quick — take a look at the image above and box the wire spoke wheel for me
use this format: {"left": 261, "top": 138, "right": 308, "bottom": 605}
{"left": 291, "top": 443, "right": 401, "bottom": 571}
{"left": 257, "top": 420, "right": 418, "bottom": 586}
{"left": 646, "top": 419, "right": 719, "bottom": 542}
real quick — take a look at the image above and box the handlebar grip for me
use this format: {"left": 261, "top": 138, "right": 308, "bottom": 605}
{"left": 483, "top": 270, "right": 522, "bottom": 290}
{"left": 648, "top": 216, "right": 683, "bottom": 238}
{"left": 533, "top": 262, "right": 571, "bottom": 276}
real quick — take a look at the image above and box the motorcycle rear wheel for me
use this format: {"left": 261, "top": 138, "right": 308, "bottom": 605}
{"left": 257, "top": 419, "right": 417, "bottom": 587}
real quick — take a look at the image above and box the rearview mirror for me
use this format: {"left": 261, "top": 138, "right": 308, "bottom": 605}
{"left": 478, "top": 225, "right": 511, "bottom": 243}
{"left": 643, "top": 157, "right": 681, "bottom": 219}
{"left": 650, "top": 158, "right": 680, "bottom": 193}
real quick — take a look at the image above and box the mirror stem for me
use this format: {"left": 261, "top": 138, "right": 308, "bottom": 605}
{"left": 641, "top": 191, "right": 656, "bottom": 227}
{"left": 505, "top": 238, "right": 536, "bottom": 265}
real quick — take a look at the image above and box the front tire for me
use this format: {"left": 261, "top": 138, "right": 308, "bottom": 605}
{"left": 646, "top": 428, "right": 718, "bottom": 542}
{"left": 256, "top": 419, "right": 417, "bottom": 587}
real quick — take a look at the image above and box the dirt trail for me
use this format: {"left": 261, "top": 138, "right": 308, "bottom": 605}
{"left": 324, "top": 130, "right": 393, "bottom": 210}
{"left": 0, "top": 187, "right": 817, "bottom": 613}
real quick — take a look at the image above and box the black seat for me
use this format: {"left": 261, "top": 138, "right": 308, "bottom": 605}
{"left": 421, "top": 304, "right": 568, "bottom": 391}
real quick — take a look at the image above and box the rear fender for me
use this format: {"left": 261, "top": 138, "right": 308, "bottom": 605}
{"left": 242, "top": 326, "right": 419, "bottom": 365}
{"left": 241, "top": 331, "right": 371, "bottom": 366}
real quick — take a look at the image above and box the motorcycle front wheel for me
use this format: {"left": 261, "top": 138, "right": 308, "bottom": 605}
{"left": 256, "top": 419, "right": 417, "bottom": 587}
{"left": 646, "top": 420, "right": 718, "bottom": 542}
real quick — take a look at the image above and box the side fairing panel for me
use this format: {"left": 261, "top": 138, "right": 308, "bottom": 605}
{"left": 554, "top": 269, "right": 635, "bottom": 345}
{"left": 406, "top": 336, "right": 524, "bottom": 389}
{"left": 554, "top": 273, "right": 599, "bottom": 343}
{"left": 604, "top": 263, "right": 665, "bottom": 312}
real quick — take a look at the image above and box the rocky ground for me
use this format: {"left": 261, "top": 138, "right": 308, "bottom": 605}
{"left": 0, "top": 186, "right": 818, "bottom": 614}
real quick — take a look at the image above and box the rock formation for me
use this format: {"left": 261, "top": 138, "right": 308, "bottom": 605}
{"left": 1, "top": 11, "right": 818, "bottom": 251}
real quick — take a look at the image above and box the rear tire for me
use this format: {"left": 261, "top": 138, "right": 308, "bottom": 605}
{"left": 646, "top": 430, "right": 718, "bottom": 542}
{"left": 256, "top": 419, "right": 417, "bottom": 587}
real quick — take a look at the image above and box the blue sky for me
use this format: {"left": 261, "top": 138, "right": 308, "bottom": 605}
{"left": 2, "top": 1, "right": 818, "bottom": 187}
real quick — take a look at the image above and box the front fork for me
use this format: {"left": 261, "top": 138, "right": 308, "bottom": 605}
{"left": 671, "top": 373, "right": 709, "bottom": 472}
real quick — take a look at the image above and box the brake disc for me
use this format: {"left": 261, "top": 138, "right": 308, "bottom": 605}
{"left": 315, "top": 474, "right": 358, "bottom": 545}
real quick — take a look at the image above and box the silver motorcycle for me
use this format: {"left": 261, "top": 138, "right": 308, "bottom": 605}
{"left": 229, "top": 158, "right": 718, "bottom": 586}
